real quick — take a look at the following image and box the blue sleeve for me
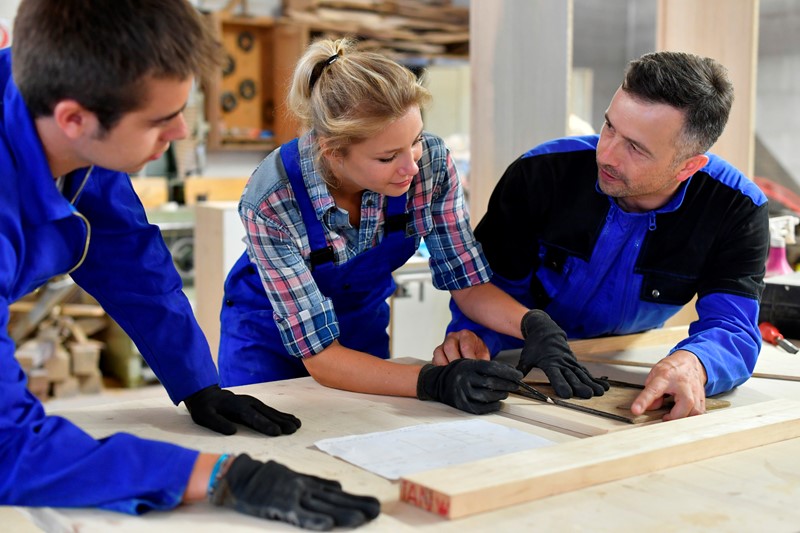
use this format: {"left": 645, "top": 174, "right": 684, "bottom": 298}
{"left": 670, "top": 292, "right": 761, "bottom": 396}
{"left": 446, "top": 273, "right": 530, "bottom": 356}
{"left": 69, "top": 169, "right": 218, "bottom": 404}
{"left": 0, "top": 298, "right": 199, "bottom": 513}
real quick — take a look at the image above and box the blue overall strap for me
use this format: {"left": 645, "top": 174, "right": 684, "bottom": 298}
{"left": 279, "top": 139, "right": 335, "bottom": 267}
{"left": 383, "top": 193, "right": 409, "bottom": 233}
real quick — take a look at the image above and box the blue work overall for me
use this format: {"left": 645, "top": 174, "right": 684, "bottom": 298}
{"left": 218, "top": 139, "right": 418, "bottom": 386}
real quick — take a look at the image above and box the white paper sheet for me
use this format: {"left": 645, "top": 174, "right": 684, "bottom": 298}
{"left": 314, "top": 419, "right": 555, "bottom": 480}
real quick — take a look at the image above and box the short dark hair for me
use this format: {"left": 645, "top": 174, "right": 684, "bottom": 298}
{"left": 12, "top": 0, "right": 221, "bottom": 131}
{"left": 622, "top": 51, "right": 734, "bottom": 158}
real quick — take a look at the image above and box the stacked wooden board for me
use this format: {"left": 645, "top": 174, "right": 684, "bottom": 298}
{"left": 281, "top": 0, "right": 469, "bottom": 59}
{"left": 10, "top": 278, "right": 108, "bottom": 400}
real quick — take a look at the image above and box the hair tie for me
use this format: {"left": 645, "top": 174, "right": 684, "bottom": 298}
{"left": 309, "top": 53, "right": 340, "bottom": 92}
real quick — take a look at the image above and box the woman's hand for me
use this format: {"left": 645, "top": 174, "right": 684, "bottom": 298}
{"left": 432, "top": 330, "right": 490, "bottom": 365}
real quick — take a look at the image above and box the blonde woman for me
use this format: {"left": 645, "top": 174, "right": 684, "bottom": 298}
{"left": 219, "top": 39, "right": 607, "bottom": 413}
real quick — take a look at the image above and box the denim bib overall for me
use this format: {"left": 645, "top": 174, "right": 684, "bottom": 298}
{"left": 219, "top": 139, "right": 417, "bottom": 385}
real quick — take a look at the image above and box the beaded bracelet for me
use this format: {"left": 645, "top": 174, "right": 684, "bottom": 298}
{"left": 207, "top": 453, "right": 236, "bottom": 503}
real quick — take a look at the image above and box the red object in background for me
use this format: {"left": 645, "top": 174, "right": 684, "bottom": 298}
{"left": 759, "top": 321, "right": 800, "bottom": 354}
{"left": 0, "top": 19, "right": 10, "bottom": 49}
{"left": 754, "top": 177, "right": 800, "bottom": 215}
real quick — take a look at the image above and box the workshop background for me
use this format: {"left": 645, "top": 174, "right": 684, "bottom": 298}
{"left": 2, "top": 0, "right": 799, "bottom": 402}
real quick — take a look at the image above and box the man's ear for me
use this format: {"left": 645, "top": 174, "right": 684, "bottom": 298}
{"left": 674, "top": 153, "right": 709, "bottom": 183}
{"left": 51, "top": 100, "right": 98, "bottom": 140}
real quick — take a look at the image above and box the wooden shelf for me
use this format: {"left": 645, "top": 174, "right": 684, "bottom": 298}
{"left": 202, "top": 12, "right": 303, "bottom": 150}
{"left": 202, "top": 2, "right": 470, "bottom": 151}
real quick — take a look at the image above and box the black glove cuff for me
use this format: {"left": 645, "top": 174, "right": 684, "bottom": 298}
{"left": 416, "top": 364, "right": 436, "bottom": 401}
{"left": 520, "top": 309, "right": 540, "bottom": 339}
{"left": 183, "top": 384, "right": 222, "bottom": 412}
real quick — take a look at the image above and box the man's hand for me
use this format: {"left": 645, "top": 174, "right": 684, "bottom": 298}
{"left": 432, "top": 330, "right": 490, "bottom": 365}
{"left": 211, "top": 454, "right": 380, "bottom": 531}
{"left": 184, "top": 385, "right": 301, "bottom": 436}
{"left": 416, "top": 358, "right": 522, "bottom": 414}
{"left": 519, "top": 310, "right": 609, "bottom": 399}
{"left": 631, "top": 350, "right": 707, "bottom": 421}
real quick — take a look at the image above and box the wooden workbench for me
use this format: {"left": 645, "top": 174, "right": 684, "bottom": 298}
{"left": 8, "top": 346, "right": 800, "bottom": 532}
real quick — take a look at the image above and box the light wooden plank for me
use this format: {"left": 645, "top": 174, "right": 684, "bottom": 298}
{"left": 741, "top": 343, "right": 800, "bottom": 381}
{"left": 469, "top": 0, "right": 572, "bottom": 225}
{"left": 502, "top": 378, "right": 728, "bottom": 437}
{"left": 130, "top": 176, "right": 169, "bottom": 209}
{"left": 581, "top": 354, "right": 800, "bottom": 383}
{"left": 10, "top": 280, "right": 78, "bottom": 343}
{"left": 272, "top": 21, "right": 309, "bottom": 144}
{"left": 567, "top": 324, "right": 800, "bottom": 381}
{"left": 662, "top": 295, "right": 699, "bottom": 327}
{"left": 183, "top": 177, "right": 249, "bottom": 205}
{"left": 400, "top": 399, "right": 800, "bottom": 519}
{"left": 572, "top": 336, "right": 800, "bottom": 382}
{"left": 657, "top": 0, "right": 758, "bottom": 178}
{"left": 521, "top": 381, "right": 729, "bottom": 424}
{"left": 9, "top": 301, "right": 105, "bottom": 317}
{"left": 501, "top": 396, "right": 632, "bottom": 437}
{"left": 0, "top": 508, "right": 54, "bottom": 533}
{"left": 568, "top": 325, "right": 689, "bottom": 356}
{"left": 194, "top": 202, "right": 247, "bottom": 364}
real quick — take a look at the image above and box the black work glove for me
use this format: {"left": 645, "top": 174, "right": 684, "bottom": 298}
{"left": 519, "top": 309, "right": 609, "bottom": 399}
{"left": 211, "top": 454, "right": 380, "bottom": 531}
{"left": 184, "top": 385, "right": 301, "bottom": 436}
{"left": 416, "top": 358, "right": 522, "bottom": 414}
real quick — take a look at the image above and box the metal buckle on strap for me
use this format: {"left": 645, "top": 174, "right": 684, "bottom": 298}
{"left": 384, "top": 213, "right": 409, "bottom": 233}
{"left": 309, "top": 245, "right": 336, "bottom": 267}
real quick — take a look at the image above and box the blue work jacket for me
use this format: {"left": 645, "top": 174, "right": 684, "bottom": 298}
{"left": 0, "top": 49, "right": 218, "bottom": 513}
{"left": 449, "top": 136, "right": 770, "bottom": 397}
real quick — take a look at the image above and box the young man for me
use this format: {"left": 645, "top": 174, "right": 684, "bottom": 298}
{"left": 449, "top": 51, "right": 770, "bottom": 421}
{"left": 0, "top": 0, "right": 379, "bottom": 529}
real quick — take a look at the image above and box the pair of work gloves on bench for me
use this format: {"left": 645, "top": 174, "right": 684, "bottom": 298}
{"left": 183, "top": 387, "right": 379, "bottom": 530}
{"left": 417, "top": 309, "right": 609, "bottom": 414}
{"left": 179, "top": 309, "right": 605, "bottom": 529}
